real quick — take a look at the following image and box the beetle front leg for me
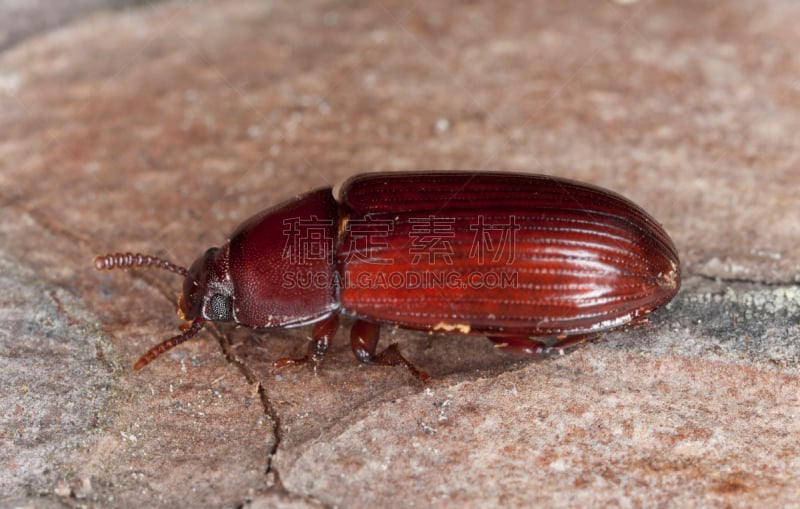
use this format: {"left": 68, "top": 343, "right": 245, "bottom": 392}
{"left": 350, "top": 320, "right": 429, "bottom": 383}
{"left": 274, "top": 314, "right": 340, "bottom": 370}
{"left": 487, "top": 334, "right": 593, "bottom": 358}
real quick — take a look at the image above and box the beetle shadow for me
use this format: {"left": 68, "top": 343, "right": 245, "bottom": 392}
{"left": 220, "top": 317, "right": 554, "bottom": 384}
{"left": 405, "top": 329, "right": 571, "bottom": 380}
{"left": 208, "top": 318, "right": 594, "bottom": 453}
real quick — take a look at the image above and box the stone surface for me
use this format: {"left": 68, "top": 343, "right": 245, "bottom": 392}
{"left": 0, "top": 0, "right": 153, "bottom": 51}
{"left": 0, "top": 0, "right": 798, "bottom": 507}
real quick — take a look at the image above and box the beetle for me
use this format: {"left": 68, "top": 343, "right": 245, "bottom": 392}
{"left": 94, "top": 171, "right": 680, "bottom": 381}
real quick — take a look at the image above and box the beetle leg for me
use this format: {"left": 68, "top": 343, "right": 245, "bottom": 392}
{"left": 350, "top": 320, "right": 430, "bottom": 383}
{"left": 551, "top": 334, "right": 594, "bottom": 351}
{"left": 309, "top": 314, "right": 339, "bottom": 364}
{"left": 274, "top": 314, "right": 339, "bottom": 370}
{"left": 487, "top": 336, "right": 549, "bottom": 357}
{"left": 487, "top": 334, "right": 593, "bottom": 358}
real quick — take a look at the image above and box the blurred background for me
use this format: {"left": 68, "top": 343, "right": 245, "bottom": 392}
{"left": 1, "top": 1, "right": 798, "bottom": 507}
{"left": 0, "top": 0, "right": 155, "bottom": 51}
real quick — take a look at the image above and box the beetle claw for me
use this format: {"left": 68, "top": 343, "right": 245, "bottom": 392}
{"left": 273, "top": 356, "right": 310, "bottom": 369}
{"left": 487, "top": 334, "right": 593, "bottom": 359}
{"left": 273, "top": 355, "right": 325, "bottom": 376}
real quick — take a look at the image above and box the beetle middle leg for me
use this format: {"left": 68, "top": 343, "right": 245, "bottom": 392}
{"left": 350, "top": 320, "right": 429, "bottom": 383}
{"left": 274, "top": 314, "right": 339, "bottom": 371}
{"left": 487, "top": 334, "right": 593, "bottom": 358}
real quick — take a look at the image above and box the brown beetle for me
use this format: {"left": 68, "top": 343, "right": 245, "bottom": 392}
{"left": 95, "top": 172, "right": 680, "bottom": 380}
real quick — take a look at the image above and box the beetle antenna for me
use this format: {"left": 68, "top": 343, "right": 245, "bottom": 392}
{"left": 93, "top": 252, "right": 189, "bottom": 277}
{"left": 133, "top": 318, "right": 206, "bottom": 370}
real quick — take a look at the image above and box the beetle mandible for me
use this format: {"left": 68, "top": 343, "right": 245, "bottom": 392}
{"left": 94, "top": 172, "right": 681, "bottom": 381}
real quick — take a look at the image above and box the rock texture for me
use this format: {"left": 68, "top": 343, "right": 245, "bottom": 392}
{"left": 1, "top": 0, "right": 798, "bottom": 507}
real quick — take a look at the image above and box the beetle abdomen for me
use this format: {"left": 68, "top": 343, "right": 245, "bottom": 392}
{"left": 337, "top": 172, "right": 680, "bottom": 336}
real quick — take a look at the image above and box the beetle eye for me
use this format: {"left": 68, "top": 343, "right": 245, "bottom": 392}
{"left": 206, "top": 293, "right": 233, "bottom": 321}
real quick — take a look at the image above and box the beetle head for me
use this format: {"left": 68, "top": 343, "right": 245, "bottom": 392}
{"left": 180, "top": 247, "right": 234, "bottom": 323}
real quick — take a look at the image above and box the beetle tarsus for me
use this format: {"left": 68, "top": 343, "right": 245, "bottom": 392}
{"left": 488, "top": 336, "right": 549, "bottom": 357}
{"left": 488, "top": 334, "right": 594, "bottom": 358}
{"left": 273, "top": 355, "right": 311, "bottom": 368}
{"left": 350, "top": 320, "right": 429, "bottom": 384}
{"left": 549, "top": 334, "right": 594, "bottom": 353}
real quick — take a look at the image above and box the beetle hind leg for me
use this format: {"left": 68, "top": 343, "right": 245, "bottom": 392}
{"left": 487, "top": 334, "right": 593, "bottom": 358}
{"left": 350, "top": 320, "right": 429, "bottom": 383}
